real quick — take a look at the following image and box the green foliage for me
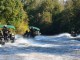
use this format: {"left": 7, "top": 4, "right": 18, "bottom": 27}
{"left": 71, "top": 0, "right": 80, "bottom": 32}
{"left": 0, "top": 0, "right": 29, "bottom": 34}
{"left": 22, "top": 0, "right": 80, "bottom": 34}
{"left": 39, "top": 0, "right": 54, "bottom": 12}
{"left": 23, "top": 0, "right": 61, "bottom": 34}
{"left": 56, "top": 0, "right": 80, "bottom": 33}
{"left": 1, "top": 0, "right": 80, "bottom": 35}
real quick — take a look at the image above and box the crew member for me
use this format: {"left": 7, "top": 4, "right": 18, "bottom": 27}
{"left": 0, "top": 31, "right": 3, "bottom": 40}
{"left": 2, "top": 25, "right": 9, "bottom": 40}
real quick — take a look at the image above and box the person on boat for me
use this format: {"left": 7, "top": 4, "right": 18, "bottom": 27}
{"left": 2, "top": 25, "right": 9, "bottom": 40}
{"left": 0, "top": 31, "right": 3, "bottom": 40}
{"left": 23, "top": 30, "right": 30, "bottom": 38}
{"left": 71, "top": 31, "right": 77, "bottom": 37}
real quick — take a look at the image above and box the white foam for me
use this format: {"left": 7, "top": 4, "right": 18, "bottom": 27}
{"left": 0, "top": 53, "right": 78, "bottom": 60}
{"left": 1, "top": 33, "right": 79, "bottom": 48}
{"left": 0, "top": 34, "right": 79, "bottom": 60}
{"left": 55, "top": 33, "right": 72, "bottom": 38}
{"left": 0, "top": 45, "right": 2, "bottom": 47}
{"left": 35, "top": 33, "right": 73, "bottom": 42}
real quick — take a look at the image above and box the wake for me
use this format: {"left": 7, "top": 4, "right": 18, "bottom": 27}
{"left": 1, "top": 33, "right": 80, "bottom": 48}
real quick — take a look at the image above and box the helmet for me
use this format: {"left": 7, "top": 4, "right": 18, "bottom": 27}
{"left": 3, "top": 25, "right": 7, "bottom": 28}
{"left": 4, "top": 25, "right": 7, "bottom": 27}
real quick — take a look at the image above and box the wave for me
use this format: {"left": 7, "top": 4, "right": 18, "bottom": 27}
{"left": 35, "top": 33, "right": 73, "bottom": 41}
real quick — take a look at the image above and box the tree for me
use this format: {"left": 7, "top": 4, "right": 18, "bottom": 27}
{"left": 71, "top": 0, "right": 80, "bottom": 33}
{"left": 0, "top": 0, "right": 29, "bottom": 34}
{"left": 23, "top": 0, "right": 64, "bottom": 34}
{"left": 22, "top": 0, "right": 80, "bottom": 35}
{"left": 59, "top": 0, "right": 74, "bottom": 33}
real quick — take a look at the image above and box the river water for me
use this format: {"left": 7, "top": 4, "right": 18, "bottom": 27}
{"left": 0, "top": 33, "right": 80, "bottom": 60}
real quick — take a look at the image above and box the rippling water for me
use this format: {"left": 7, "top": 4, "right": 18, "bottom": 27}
{"left": 0, "top": 33, "right": 80, "bottom": 60}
